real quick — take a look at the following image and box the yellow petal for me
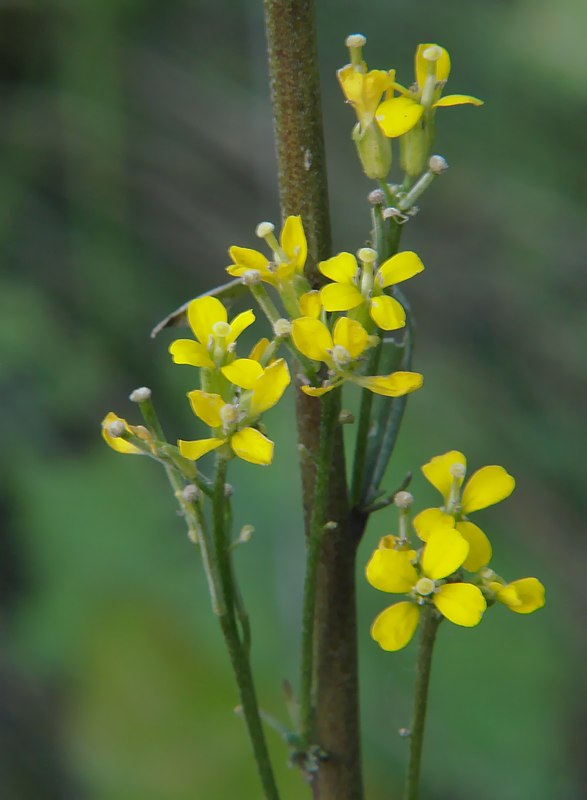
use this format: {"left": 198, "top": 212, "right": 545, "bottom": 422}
{"left": 377, "top": 251, "right": 424, "bottom": 287}
{"left": 291, "top": 317, "right": 332, "bottom": 361}
{"left": 422, "top": 528, "right": 469, "bottom": 580}
{"left": 494, "top": 578, "right": 545, "bottom": 614}
{"left": 221, "top": 359, "right": 264, "bottom": 390}
{"left": 415, "top": 43, "right": 451, "bottom": 89}
{"left": 338, "top": 67, "right": 390, "bottom": 126}
{"left": 456, "top": 520, "right": 492, "bottom": 572}
{"left": 280, "top": 215, "right": 307, "bottom": 271}
{"left": 187, "top": 296, "right": 226, "bottom": 345}
{"left": 318, "top": 252, "right": 358, "bottom": 284}
{"left": 413, "top": 508, "right": 454, "bottom": 542}
{"left": 376, "top": 96, "right": 423, "bottom": 138}
{"left": 365, "top": 548, "right": 418, "bottom": 593}
{"left": 301, "top": 384, "right": 336, "bottom": 397}
{"left": 433, "top": 583, "right": 486, "bottom": 626}
{"left": 352, "top": 371, "right": 423, "bottom": 397}
{"left": 179, "top": 437, "right": 224, "bottom": 461}
{"left": 421, "top": 450, "right": 467, "bottom": 504}
{"left": 461, "top": 465, "right": 515, "bottom": 513}
{"left": 369, "top": 294, "right": 406, "bottom": 330}
{"left": 231, "top": 427, "right": 274, "bottom": 465}
{"left": 228, "top": 245, "right": 269, "bottom": 272}
{"left": 371, "top": 601, "right": 420, "bottom": 651}
{"left": 332, "top": 316, "right": 369, "bottom": 359}
{"left": 299, "top": 290, "right": 321, "bottom": 318}
{"left": 249, "top": 358, "right": 291, "bottom": 416}
{"left": 249, "top": 337, "right": 271, "bottom": 362}
{"left": 434, "top": 94, "right": 484, "bottom": 108}
{"left": 169, "top": 339, "right": 214, "bottom": 368}
{"left": 320, "top": 282, "right": 364, "bottom": 312}
{"left": 101, "top": 412, "right": 143, "bottom": 455}
{"left": 187, "top": 390, "right": 224, "bottom": 428}
{"left": 228, "top": 309, "right": 255, "bottom": 343}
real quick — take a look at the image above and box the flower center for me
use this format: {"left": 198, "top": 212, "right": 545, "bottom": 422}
{"left": 220, "top": 404, "right": 238, "bottom": 430}
{"left": 212, "top": 321, "right": 231, "bottom": 338}
{"left": 331, "top": 344, "right": 351, "bottom": 368}
{"left": 415, "top": 577, "right": 436, "bottom": 596}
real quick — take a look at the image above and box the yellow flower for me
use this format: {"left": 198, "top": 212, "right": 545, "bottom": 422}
{"left": 101, "top": 412, "right": 155, "bottom": 455}
{"left": 489, "top": 577, "right": 545, "bottom": 614}
{"left": 376, "top": 43, "right": 483, "bottom": 139}
{"left": 366, "top": 528, "right": 487, "bottom": 651}
{"left": 413, "top": 451, "right": 515, "bottom": 572}
{"left": 226, "top": 216, "right": 307, "bottom": 288}
{"left": 169, "top": 296, "right": 255, "bottom": 369}
{"left": 318, "top": 250, "right": 424, "bottom": 331}
{"left": 291, "top": 315, "right": 423, "bottom": 397}
{"left": 337, "top": 64, "right": 392, "bottom": 132}
{"left": 178, "top": 358, "right": 290, "bottom": 466}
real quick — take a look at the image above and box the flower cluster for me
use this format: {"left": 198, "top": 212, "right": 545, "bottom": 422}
{"left": 338, "top": 35, "right": 483, "bottom": 179}
{"left": 366, "top": 451, "right": 545, "bottom": 651}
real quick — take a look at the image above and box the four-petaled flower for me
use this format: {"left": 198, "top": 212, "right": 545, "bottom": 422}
{"left": 226, "top": 216, "right": 307, "bottom": 288}
{"left": 413, "top": 450, "right": 515, "bottom": 572}
{"left": 169, "top": 296, "right": 255, "bottom": 369}
{"left": 101, "top": 412, "right": 156, "bottom": 455}
{"left": 366, "top": 528, "right": 487, "bottom": 651}
{"left": 376, "top": 43, "right": 483, "bottom": 139}
{"left": 318, "top": 250, "right": 424, "bottom": 331}
{"left": 178, "top": 359, "right": 290, "bottom": 466}
{"left": 291, "top": 315, "right": 423, "bottom": 397}
{"left": 337, "top": 65, "right": 392, "bottom": 133}
{"left": 488, "top": 575, "right": 545, "bottom": 615}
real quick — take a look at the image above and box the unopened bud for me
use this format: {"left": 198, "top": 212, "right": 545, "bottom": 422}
{"left": 242, "top": 269, "right": 261, "bottom": 286}
{"left": 394, "top": 491, "right": 413, "bottom": 509}
{"left": 357, "top": 247, "right": 377, "bottom": 264}
{"left": 129, "top": 386, "right": 152, "bottom": 403}
{"left": 273, "top": 318, "right": 292, "bottom": 338}
{"left": 107, "top": 420, "right": 125, "bottom": 438}
{"left": 239, "top": 524, "right": 254, "bottom": 543}
{"left": 352, "top": 121, "right": 392, "bottom": 180}
{"left": 428, "top": 155, "right": 448, "bottom": 174}
{"left": 255, "top": 221, "right": 275, "bottom": 239}
{"left": 345, "top": 33, "right": 366, "bottom": 49}
{"left": 182, "top": 484, "right": 200, "bottom": 503}
{"left": 368, "top": 188, "right": 386, "bottom": 205}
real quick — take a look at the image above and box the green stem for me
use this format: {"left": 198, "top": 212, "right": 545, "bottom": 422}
{"left": 299, "top": 388, "right": 341, "bottom": 747}
{"left": 350, "top": 344, "right": 380, "bottom": 508}
{"left": 403, "top": 607, "right": 440, "bottom": 800}
{"left": 211, "top": 456, "right": 281, "bottom": 800}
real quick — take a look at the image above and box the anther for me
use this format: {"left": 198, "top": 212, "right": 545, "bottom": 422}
{"left": 220, "top": 404, "right": 238, "bottom": 427}
{"left": 331, "top": 344, "right": 351, "bottom": 368}
{"left": 107, "top": 420, "right": 125, "bottom": 438}
{"left": 273, "top": 318, "right": 292, "bottom": 338}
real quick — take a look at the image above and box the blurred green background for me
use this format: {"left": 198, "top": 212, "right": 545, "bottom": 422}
{"left": 0, "top": 0, "right": 585, "bottom": 798}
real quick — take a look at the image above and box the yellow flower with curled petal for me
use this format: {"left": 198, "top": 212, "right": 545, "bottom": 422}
{"left": 291, "top": 315, "right": 423, "bottom": 397}
{"left": 413, "top": 451, "right": 516, "bottom": 572}
{"left": 101, "top": 412, "right": 156, "bottom": 455}
{"left": 366, "top": 527, "right": 487, "bottom": 651}
{"left": 226, "top": 216, "right": 307, "bottom": 288}
{"left": 488, "top": 576, "right": 545, "bottom": 615}
{"left": 337, "top": 64, "right": 392, "bottom": 133}
{"left": 178, "top": 358, "right": 290, "bottom": 466}
{"left": 169, "top": 296, "right": 255, "bottom": 369}
{"left": 318, "top": 250, "right": 424, "bottom": 331}
{"left": 376, "top": 43, "right": 483, "bottom": 139}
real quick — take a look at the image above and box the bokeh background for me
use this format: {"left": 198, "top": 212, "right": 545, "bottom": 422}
{"left": 1, "top": 0, "right": 585, "bottom": 798}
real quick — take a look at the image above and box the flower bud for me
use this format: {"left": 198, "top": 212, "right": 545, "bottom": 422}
{"left": 400, "top": 125, "right": 428, "bottom": 178}
{"left": 255, "top": 221, "right": 275, "bottom": 239}
{"left": 429, "top": 154, "right": 448, "bottom": 174}
{"left": 368, "top": 188, "right": 386, "bottom": 205}
{"left": 273, "top": 318, "right": 292, "bottom": 338}
{"left": 182, "top": 484, "right": 200, "bottom": 503}
{"left": 394, "top": 491, "right": 413, "bottom": 509}
{"left": 345, "top": 33, "right": 366, "bottom": 49}
{"left": 242, "top": 269, "right": 262, "bottom": 286}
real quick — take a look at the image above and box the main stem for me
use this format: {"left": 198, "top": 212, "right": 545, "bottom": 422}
{"left": 211, "top": 457, "right": 281, "bottom": 800}
{"left": 403, "top": 607, "right": 440, "bottom": 800}
{"left": 263, "top": 3, "right": 363, "bottom": 797}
